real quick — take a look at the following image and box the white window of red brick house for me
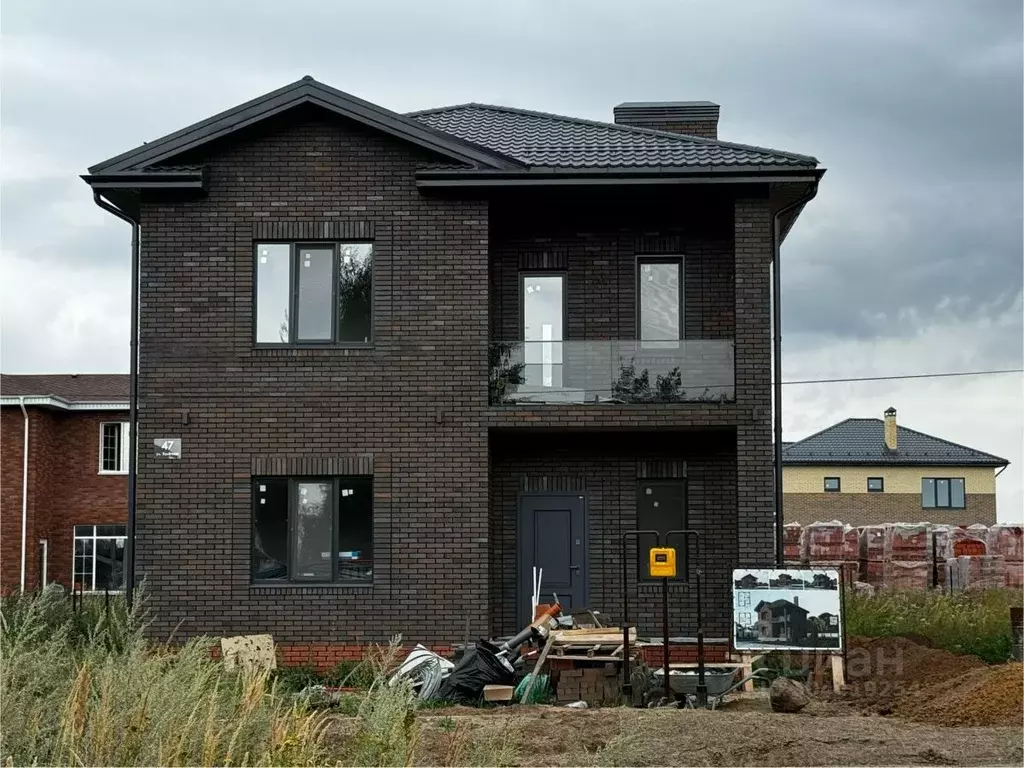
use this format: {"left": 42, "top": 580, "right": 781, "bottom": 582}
{"left": 99, "top": 422, "right": 130, "bottom": 473}
{"left": 73, "top": 525, "right": 126, "bottom": 591}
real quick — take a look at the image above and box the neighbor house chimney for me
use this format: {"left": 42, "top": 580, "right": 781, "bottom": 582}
{"left": 613, "top": 101, "right": 720, "bottom": 139}
{"left": 884, "top": 407, "right": 898, "bottom": 451}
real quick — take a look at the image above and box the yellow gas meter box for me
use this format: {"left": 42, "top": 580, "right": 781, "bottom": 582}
{"left": 649, "top": 547, "right": 677, "bottom": 578}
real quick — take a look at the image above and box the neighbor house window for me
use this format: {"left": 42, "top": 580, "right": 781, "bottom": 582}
{"left": 824, "top": 477, "right": 840, "bottom": 492}
{"left": 255, "top": 242, "right": 373, "bottom": 345}
{"left": 252, "top": 476, "right": 373, "bottom": 583}
{"left": 73, "top": 525, "right": 126, "bottom": 591}
{"left": 637, "top": 480, "right": 686, "bottom": 580}
{"left": 637, "top": 257, "right": 683, "bottom": 344}
{"left": 99, "top": 422, "right": 131, "bottom": 473}
{"left": 867, "top": 477, "right": 884, "bottom": 492}
{"left": 922, "top": 478, "right": 965, "bottom": 509}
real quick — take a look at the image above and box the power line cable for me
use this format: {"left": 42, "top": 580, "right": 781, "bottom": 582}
{"left": 782, "top": 368, "right": 1023, "bottom": 385}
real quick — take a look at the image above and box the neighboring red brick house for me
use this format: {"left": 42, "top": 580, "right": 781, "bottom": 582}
{"left": 1, "top": 374, "right": 129, "bottom": 593}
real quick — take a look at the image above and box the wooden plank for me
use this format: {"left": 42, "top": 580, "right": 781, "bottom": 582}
{"left": 543, "top": 654, "right": 625, "bottom": 662}
{"left": 521, "top": 634, "right": 555, "bottom": 703}
{"left": 830, "top": 654, "right": 846, "bottom": 691}
{"left": 552, "top": 628, "right": 636, "bottom": 644}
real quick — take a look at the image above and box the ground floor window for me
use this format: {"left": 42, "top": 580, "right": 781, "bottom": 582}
{"left": 637, "top": 479, "right": 687, "bottom": 581}
{"left": 252, "top": 476, "right": 373, "bottom": 583}
{"left": 73, "top": 525, "right": 126, "bottom": 591}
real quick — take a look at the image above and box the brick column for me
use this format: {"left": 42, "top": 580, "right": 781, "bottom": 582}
{"left": 734, "top": 197, "right": 775, "bottom": 564}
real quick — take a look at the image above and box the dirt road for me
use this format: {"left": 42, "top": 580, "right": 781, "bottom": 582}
{"left": 413, "top": 706, "right": 1024, "bottom": 766}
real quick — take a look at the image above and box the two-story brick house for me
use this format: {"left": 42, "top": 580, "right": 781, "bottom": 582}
{"left": 82, "top": 77, "right": 823, "bottom": 664}
{"left": 0, "top": 374, "right": 129, "bottom": 594}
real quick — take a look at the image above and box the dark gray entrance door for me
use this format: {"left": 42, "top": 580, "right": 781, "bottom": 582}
{"left": 518, "top": 494, "right": 587, "bottom": 627}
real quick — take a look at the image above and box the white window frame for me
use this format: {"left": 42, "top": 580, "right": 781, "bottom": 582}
{"left": 98, "top": 421, "right": 131, "bottom": 474}
{"left": 72, "top": 524, "right": 127, "bottom": 592}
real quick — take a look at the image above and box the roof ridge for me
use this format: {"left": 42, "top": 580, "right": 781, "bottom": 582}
{"left": 407, "top": 102, "right": 819, "bottom": 165}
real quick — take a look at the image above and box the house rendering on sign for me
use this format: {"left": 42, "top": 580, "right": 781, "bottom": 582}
{"left": 783, "top": 408, "right": 1009, "bottom": 526}
{"left": 754, "top": 597, "right": 809, "bottom": 643}
{"left": 81, "top": 76, "right": 823, "bottom": 661}
{"left": 0, "top": 374, "right": 129, "bottom": 594}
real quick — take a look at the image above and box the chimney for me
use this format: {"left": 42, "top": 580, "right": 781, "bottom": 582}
{"left": 613, "top": 101, "right": 720, "bottom": 139}
{"left": 793, "top": 596, "right": 799, "bottom": 608}
{"left": 884, "top": 407, "right": 898, "bottom": 451}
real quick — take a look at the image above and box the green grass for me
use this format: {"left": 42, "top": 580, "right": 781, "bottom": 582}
{"left": 845, "top": 587, "right": 1022, "bottom": 663}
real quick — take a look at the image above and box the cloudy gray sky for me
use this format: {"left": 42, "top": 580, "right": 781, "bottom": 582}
{"left": 2, "top": 0, "right": 1022, "bottom": 519}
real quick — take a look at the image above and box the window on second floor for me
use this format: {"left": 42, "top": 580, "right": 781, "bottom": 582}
{"left": 637, "top": 257, "right": 683, "bottom": 345}
{"left": 99, "top": 422, "right": 131, "bottom": 474}
{"left": 867, "top": 477, "right": 884, "bottom": 492}
{"left": 823, "top": 477, "right": 840, "bottom": 492}
{"left": 255, "top": 242, "right": 373, "bottom": 345}
{"left": 922, "top": 478, "right": 965, "bottom": 509}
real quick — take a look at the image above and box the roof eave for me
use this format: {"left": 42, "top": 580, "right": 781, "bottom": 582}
{"left": 0, "top": 396, "right": 129, "bottom": 411}
{"left": 417, "top": 166, "right": 824, "bottom": 188}
{"left": 782, "top": 457, "right": 1009, "bottom": 468}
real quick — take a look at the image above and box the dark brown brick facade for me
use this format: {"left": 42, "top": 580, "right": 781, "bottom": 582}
{"left": 129, "top": 106, "right": 777, "bottom": 647}
{"left": 785, "top": 493, "right": 997, "bottom": 527}
{"left": 1, "top": 407, "right": 128, "bottom": 593}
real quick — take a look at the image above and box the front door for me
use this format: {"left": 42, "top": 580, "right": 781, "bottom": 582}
{"left": 518, "top": 494, "right": 587, "bottom": 626}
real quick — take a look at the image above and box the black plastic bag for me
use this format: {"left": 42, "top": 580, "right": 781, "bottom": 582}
{"left": 434, "top": 640, "right": 515, "bottom": 703}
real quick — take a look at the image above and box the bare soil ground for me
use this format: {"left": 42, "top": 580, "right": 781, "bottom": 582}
{"left": 413, "top": 706, "right": 1024, "bottom": 766}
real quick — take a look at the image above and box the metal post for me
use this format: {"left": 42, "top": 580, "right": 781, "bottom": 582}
{"left": 621, "top": 530, "right": 659, "bottom": 706}
{"left": 662, "top": 575, "right": 672, "bottom": 704}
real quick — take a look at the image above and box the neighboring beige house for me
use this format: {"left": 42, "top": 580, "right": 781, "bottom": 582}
{"left": 783, "top": 408, "right": 1008, "bottom": 526}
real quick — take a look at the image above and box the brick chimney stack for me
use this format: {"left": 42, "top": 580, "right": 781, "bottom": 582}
{"left": 884, "top": 407, "right": 898, "bottom": 451}
{"left": 613, "top": 101, "right": 720, "bottom": 140}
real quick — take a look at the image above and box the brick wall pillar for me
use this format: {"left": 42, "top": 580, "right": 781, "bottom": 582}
{"left": 734, "top": 197, "right": 775, "bottom": 564}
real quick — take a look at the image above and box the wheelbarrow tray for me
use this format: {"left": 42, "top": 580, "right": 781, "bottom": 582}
{"left": 653, "top": 667, "right": 739, "bottom": 697}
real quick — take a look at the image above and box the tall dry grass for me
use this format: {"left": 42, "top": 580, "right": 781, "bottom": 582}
{"left": 845, "top": 587, "right": 1022, "bottom": 663}
{"left": 0, "top": 587, "right": 328, "bottom": 766}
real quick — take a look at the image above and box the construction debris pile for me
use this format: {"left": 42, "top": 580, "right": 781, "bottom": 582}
{"left": 785, "top": 521, "right": 1022, "bottom": 591}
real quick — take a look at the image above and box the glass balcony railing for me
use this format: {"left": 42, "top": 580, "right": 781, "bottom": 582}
{"left": 489, "top": 340, "right": 735, "bottom": 405}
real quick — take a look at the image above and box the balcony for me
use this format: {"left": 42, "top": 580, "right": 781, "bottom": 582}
{"left": 489, "top": 340, "right": 735, "bottom": 406}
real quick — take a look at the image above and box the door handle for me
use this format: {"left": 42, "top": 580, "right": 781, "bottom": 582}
{"left": 569, "top": 565, "right": 581, "bottom": 573}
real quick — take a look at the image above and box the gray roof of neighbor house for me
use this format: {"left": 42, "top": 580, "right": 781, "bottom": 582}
{"left": 408, "top": 103, "right": 819, "bottom": 170}
{"left": 782, "top": 418, "right": 1008, "bottom": 468}
{"left": 0, "top": 374, "right": 129, "bottom": 404}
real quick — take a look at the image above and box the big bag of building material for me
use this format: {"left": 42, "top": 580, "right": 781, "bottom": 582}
{"left": 884, "top": 523, "right": 932, "bottom": 562}
{"left": 883, "top": 560, "right": 931, "bottom": 590}
{"left": 933, "top": 525, "right": 986, "bottom": 560}
{"left": 801, "top": 520, "right": 845, "bottom": 563}
{"left": 986, "top": 525, "right": 1023, "bottom": 562}
{"left": 434, "top": 640, "right": 515, "bottom": 703}
{"left": 859, "top": 525, "right": 886, "bottom": 562}
{"left": 783, "top": 522, "right": 803, "bottom": 563}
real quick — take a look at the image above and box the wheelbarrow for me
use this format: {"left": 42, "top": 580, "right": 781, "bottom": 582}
{"left": 652, "top": 666, "right": 775, "bottom": 709}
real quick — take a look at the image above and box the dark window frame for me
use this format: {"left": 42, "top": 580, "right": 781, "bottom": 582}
{"left": 250, "top": 475, "right": 374, "bottom": 585}
{"left": 253, "top": 241, "right": 374, "bottom": 348}
{"left": 518, "top": 271, "right": 568, "bottom": 343}
{"left": 635, "top": 255, "right": 685, "bottom": 342}
{"left": 823, "top": 476, "right": 841, "bottom": 492}
{"left": 867, "top": 477, "right": 884, "bottom": 492}
{"left": 636, "top": 478, "right": 688, "bottom": 582}
{"left": 922, "top": 477, "right": 966, "bottom": 509}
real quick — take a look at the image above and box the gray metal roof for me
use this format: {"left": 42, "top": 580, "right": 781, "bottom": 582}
{"left": 782, "top": 418, "right": 1008, "bottom": 467}
{"left": 409, "top": 103, "right": 818, "bottom": 170}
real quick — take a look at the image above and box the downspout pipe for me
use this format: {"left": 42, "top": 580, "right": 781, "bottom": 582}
{"left": 772, "top": 182, "right": 819, "bottom": 566}
{"left": 19, "top": 397, "right": 29, "bottom": 593}
{"left": 92, "top": 192, "right": 140, "bottom": 608}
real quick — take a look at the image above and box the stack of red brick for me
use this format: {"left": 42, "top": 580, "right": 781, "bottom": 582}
{"left": 796, "top": 520, "right": 859, "bottom": 585}
{"left": 987, "top": 524, "right": 1023, "bottom": 589}
{"left": 881, "top": 523, "right": 933, "bottom": 589}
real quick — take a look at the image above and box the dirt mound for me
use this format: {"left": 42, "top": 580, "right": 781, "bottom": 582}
{"left": 842, "top": 636, "right": 1022, "bottom": 727}
{"left": 896, "top": 662, "right": 1024, "bottom": 727}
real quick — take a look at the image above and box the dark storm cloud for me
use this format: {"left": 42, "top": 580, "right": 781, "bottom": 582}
{"left": 1, "top": 0, "right": 1021, "bottom": 363}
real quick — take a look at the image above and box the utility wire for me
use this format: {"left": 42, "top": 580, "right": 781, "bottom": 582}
{"left": 782, "top": 368, "right": 1023, "bottom": 385}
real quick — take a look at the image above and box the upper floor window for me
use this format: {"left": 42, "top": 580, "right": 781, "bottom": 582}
{"left": 74, "top": 524, "right": 126, "bottom": 592}
{"left": 99, "top": 422, "right": 130, "bottom": 474}
{"left": 922, "top": 478, "right": 965, "bottom": 509}
{"left": 823, "top": 477, "right": 840, "bottom": 492}
{"left": 255, "top": 242, "right": 373, "bottom": 345}
{"left": 252, "top": 476, "right": 373, "bottom": 584}
{"left": 637, "top": 257, "right": 683, "bottom": 344}
{"left": 867, "top": 477, "right": 884, "bottom": 492}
